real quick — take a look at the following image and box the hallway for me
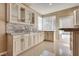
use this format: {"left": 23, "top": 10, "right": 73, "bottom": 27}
{"left": 19, "top": 40, "right": 72, "bottom": 56}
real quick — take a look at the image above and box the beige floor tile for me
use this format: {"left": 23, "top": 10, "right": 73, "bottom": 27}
{"left": 19, "top": 41, "right": 72, "bottom": 56}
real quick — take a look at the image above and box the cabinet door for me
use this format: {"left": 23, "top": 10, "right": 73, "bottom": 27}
{"left": 40, "top": 33, "right": 43, "bottom": 42}
{"left": 59, "top": 15, "right": 74, "bottom": 28}
{"left": 30, "top": 13, "right": 35, "bottom": 24}
{"left": 28, "top": 35, "right": 32, "bottom": 48}
{"left": 21, "top": 37, "right": 25, "bottom": 51}
{"left": 45, "top": 32, "right": 54, "bottom": 42}
{"left": 74, "top": 9, "right": 79, "bottom": 25}
{"left": 41, "top": 32, "right": 44, "bottom": 41}
{"left": 10, "top": 3, "right": 19, "bottom": 22}
{"left": 24, "top": 35, "right": 29, "bottom": 50}
{"left": 37, "top": 33, "right": 39, "bottom": 43}
{"left": 14, "top": 37, "right": 21, "bottom": 55}
{"left": 39, "top": 33, "right": 41, "bottom": 43}
{"left": 31, "top": 34, "right": 34, "bottom": 46}
{"left": 19, "top": 4, "right": 26, "bottom": 22}
{"left": 33, "top": 35, "right": 35, "bottom": 45}
{"left": 38, "top": 33, "right": 40, "bottom": 43}
{"left": 13, "top": 39, "right": 16, "bottom": 55}
{"left": 25, "top": 10, "right": 30, "bottom": 24}
{"left": 34, "top": 35, "right": 37, "bottom": 45}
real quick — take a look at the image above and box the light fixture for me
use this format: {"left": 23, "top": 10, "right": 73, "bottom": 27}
{"left": 49, "top": 3, "right": 52, "bottom": 6}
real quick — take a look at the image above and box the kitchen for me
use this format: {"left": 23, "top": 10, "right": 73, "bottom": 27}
{"left": 0, "top": 3, "right": 79, "bottom": 56}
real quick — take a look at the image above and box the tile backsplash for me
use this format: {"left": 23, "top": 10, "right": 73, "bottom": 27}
{"left": 7, "top": 23, "right": 38, "bottom": 34}
{"left": 7, "top": 23, "right": 30, "bottom": 33}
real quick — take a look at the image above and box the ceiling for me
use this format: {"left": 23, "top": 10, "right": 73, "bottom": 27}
{"left": 26, "top": 3, "right": 79, "bottom": 15}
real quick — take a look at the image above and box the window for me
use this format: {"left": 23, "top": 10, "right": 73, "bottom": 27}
{"left": 38, "top": 16, "right": 56, "bottom": 31}
{"left": 38, "top": 16, "right": 43, "bottom": 31}
{"left": 42, "top": 16, "right": 56, "bottom": 31}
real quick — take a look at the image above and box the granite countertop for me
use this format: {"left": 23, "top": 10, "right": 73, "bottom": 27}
{"left": 7, "top": 31, "right": 44, "bottom": 36}
{"left": 59, "top": 28, "right": 79, "bottom": 31}
{"left": 7, "top": 32, "right": 30, "bottom": 36}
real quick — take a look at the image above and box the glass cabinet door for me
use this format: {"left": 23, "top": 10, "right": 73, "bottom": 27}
{"left": 10, "top": 3, "right": 19, "bottom": 22}
{"left": 20, "top": 7, "right": 25, "bottom": 22}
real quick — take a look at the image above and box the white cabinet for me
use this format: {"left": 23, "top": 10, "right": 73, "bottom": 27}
{"left": 7, "top": 3, "right": 31, "bottom": 24}
{"left": 14, "top": 35, "right": 29, "bottom": 55}
{"left": 40, "top": 33, "right": 43, "bottom": 42}
{"left": 9, "top": 3, "right": 19, "bottom": 23}
{"left": 13, "top": 35, "right": 26, "bottom": 55}
{"left": 13, "top": 37, "right": 21, "bottom": 55}
{"left": 38, "top": 33, "right": 40, "bottom": 43}
{"left": 30, "top": 33, "right": 34, "bottom": 47}
{"left": 12, "top": 35, "right": 22, "bottom": 55}
{"left": 28, "top": 34, "right": 32, "bottom": 48}
{"left": 34, "top": 32, "right": 44, "bottom": 44}
{"left": 35, "top": 34, "right": 38, "bottom": 44}
{"left": 29, "top": 33, "right": 36, "bottom": 47}
{"left": 20, "top": 37, "right": 25, "bottom": 51}
{"left": 7, "top": 34, "right": 29, "bottom": 56}
{"left": 7, "top": 32, "right": 44, "bottom": 56}
{"left": 74, "top": 9, "right": 79, "bottom": 26}
{"left": 32, "top": 34, "right": 36, "bottom": 46}
{"left": 19, "top": 4, "right": 26, "bottom": 22}
{"left": 39, "top": 32, "right": 44, "bottom": 42}
{"left": 24, "top": 35, "right": 29, "bottom": 50}
{"left": 59, "top": 9, "right": 79, "bottom": 28}
{"left": 36, "top": 33, "right": 39, "bottom": 43}
{"left": 59, "top": 15, "right": 74, "bottom": 28}
{"left": 25, "top": 10, "right": 30, "bottom": 24}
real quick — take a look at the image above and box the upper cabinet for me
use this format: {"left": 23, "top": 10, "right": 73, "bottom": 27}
{"left": 59, "top": 9, "right": 79, "bottom": 28}
{"left": 19, "top": 5, "right": 26, "bottom": 22}
{"left": 59, "top": 15, "right": 74, "bottom": 28}
{"left": 74, "top": 9, "right": 79, "bottom": 26}
{"left": 30, "top": 13, "right": 35, "bottom": 24}
{"left": 9, "top": 3, "right": 19, "bottom": 22}
{"left": 9, "top": 3, "right": 26, "bottom": 23}
{"left": 25, "top": 10, "right": 30, "bottom": 24}
{"left": 7, "top": 3, "right": 35, "bottom": 24}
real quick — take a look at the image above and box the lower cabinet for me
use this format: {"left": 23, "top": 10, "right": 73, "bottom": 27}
{"left": 13, "top": 37, "right": 22, "bottom": 55}
{"left": 7, "top": 32, "right": 44, "bottom": 56}
{"left": 24, "top": 35, "right": 29, "bottom": 50}
{"left": 13, "top": 36, "right": 25, "bottom": 55}
{"left": 44, "top": 31, "right": 54, "bottom": 42}
{"left": 30, "top": 34, "right": 34, "bottom": 47}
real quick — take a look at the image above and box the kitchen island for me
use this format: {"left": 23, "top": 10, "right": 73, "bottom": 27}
{"left": 59, "top": 28, "right": 79, "bottom": 56}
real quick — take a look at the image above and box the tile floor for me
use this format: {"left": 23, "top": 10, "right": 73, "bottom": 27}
{"left": 19, "top": 40, "right": 72, "bottom": 56}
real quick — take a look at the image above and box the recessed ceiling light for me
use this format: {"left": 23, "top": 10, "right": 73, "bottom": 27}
{"left": 49, "top": 3, "right": 52, "bottom": 6}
